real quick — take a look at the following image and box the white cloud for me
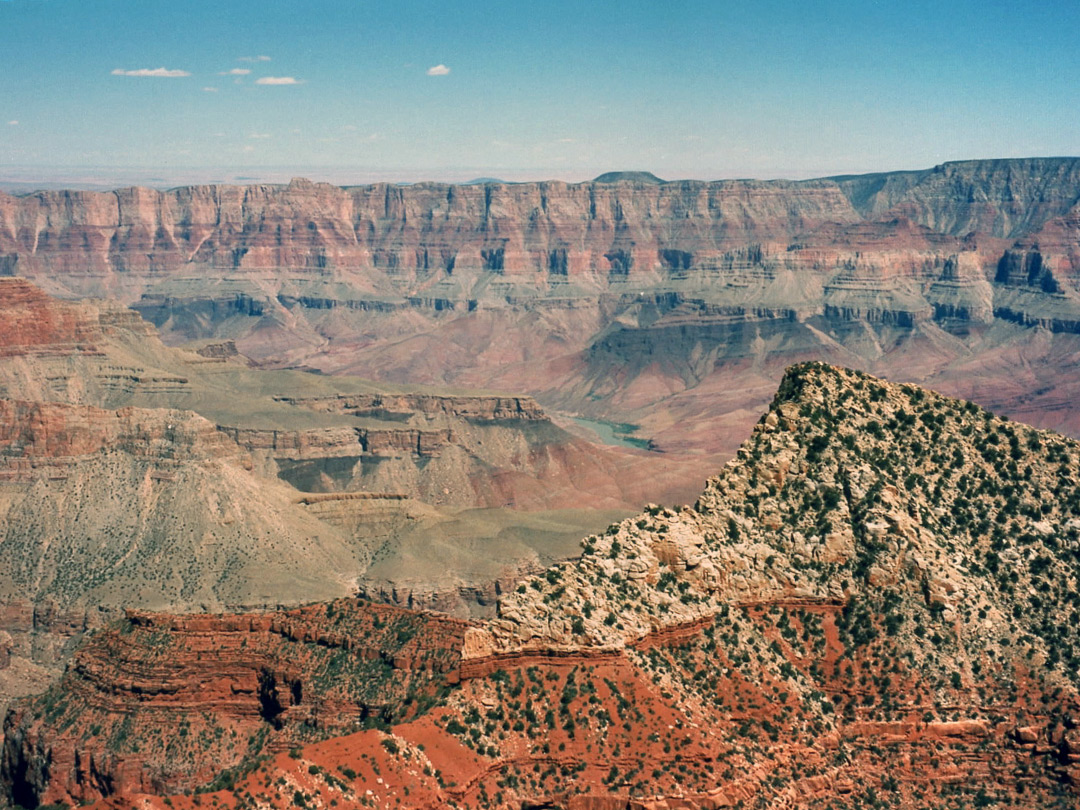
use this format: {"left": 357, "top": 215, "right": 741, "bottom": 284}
{"left": 426, "top": 64, "right": 451, "bottom": 76}
{"left": 219, "top": 68, "right": 251, "bottom": 76}
{"left": 7, "top": 120, "right": 18, "bottom": 126}
{"left": 202, "top": 87, "right": 219, "bottom": 92}
{"left": 255, "top": 76, "right": 301, "bottom": 85}
{"left": 241, "top": 145, "right": 255, "bottom": 152}
{"left": 249, "top": 133, "right": 271, "bottom": 139}
{"left": 238, "top": 55, "right": 271, "bottom": 63}
{"left": 111, "top": 67, "right": 191, "bottom": 78}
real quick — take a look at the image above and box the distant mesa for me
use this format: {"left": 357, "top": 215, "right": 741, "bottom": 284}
{"left": 592, "top": 170, "right": 665, "bottom": 184}
{"left": 462, "top": 177, "right": 506, "bottom": 185}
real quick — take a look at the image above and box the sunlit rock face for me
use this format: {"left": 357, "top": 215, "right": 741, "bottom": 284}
{"left": 8, "top": 364, "right": 1080, "bottom": 810}
{"left": 4, "top": 158, "right": 1080, "bottom": 456}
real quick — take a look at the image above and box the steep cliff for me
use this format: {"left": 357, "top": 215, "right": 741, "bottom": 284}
{"left": 6, "top": 161, "right": 1080, "bottom": 464}
{"left": 832, "top": 157, "right": 1080, "bottom": 237}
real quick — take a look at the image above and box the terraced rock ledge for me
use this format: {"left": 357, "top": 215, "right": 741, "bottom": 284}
{"left": 5, "top": 363, "right": 1080, "bottom": 809}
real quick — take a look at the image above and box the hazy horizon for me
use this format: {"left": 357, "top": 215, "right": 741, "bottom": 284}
{"left": 2, "top": 0, "right": 1078, "bottom": 187}
{"left": 6, "top": 154, "right": 1080, "bottom": 194}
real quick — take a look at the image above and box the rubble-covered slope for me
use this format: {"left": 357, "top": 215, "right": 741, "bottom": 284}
{"left": 7, "top": 364, "right": 1080, "bottom": 809}
{"left": 474, "top": 362, "right": 1080, "bottom": 672}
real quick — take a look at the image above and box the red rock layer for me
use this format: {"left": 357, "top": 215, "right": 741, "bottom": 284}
{"left": 2, "top": 161, "right": 1079, "bottom": 291}
{"left": 0, "top": 278, "right": 153, "bottom": 356}
{"left": 2, "top": 600, "right": 469, "bottom": 805}
{"left": 0, "top": 178, "right": 864, "bottom": 282}
{"left": 7, "top": 601, "right": 1076, "bottom": 810}
{"left": 0, "top": 400, "right": 232, "bottom": 461}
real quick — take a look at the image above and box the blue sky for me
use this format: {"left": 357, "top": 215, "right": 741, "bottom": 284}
{"left": 1, "top": 0, "right": 1078, "bottom": 185}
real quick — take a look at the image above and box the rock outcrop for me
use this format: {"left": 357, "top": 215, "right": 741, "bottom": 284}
{"left": 466, "top": 363, "right": 1080, "bottom": 666}
{"left": 7, "top": 365, "right": 1080, "bottom": 809}
{"left": 275, "top": 392, "right": 547, "bottom": 422}
{"left": 1, "top": 600, "right": 468, "bottom": 805}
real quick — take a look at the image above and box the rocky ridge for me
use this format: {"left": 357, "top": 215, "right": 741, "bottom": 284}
{"left": 468, "top": 363, "right": 1080, "bottom": 667}
{"left": 6, "top": 364, "right": 1080, "bottom": 809}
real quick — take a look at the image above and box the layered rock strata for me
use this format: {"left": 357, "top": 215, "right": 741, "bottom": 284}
{"left": 6, "top": 161, "right": 1080, "bottom": 464}
{"left": 6, "top": 365, "right": 1080, "bottom": 809}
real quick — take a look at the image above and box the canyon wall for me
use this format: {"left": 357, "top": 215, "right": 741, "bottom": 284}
{"left": 4, "top": 159, "right": 1080, "bottom": 460}
{"left": 1, "top": 159, "right": 1077, "bottom": 296}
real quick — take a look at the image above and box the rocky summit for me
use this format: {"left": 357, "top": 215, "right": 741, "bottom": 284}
{"left": 6, "top": 363, "right": 1080, "bottom": 809}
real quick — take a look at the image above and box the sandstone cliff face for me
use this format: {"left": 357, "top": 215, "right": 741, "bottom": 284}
{"left": 8, "top": 365, "right": 1080, "bottom": 809}
{"left": 0, "top": 277, "right": 154, "bottom": 358}
{"left": 5, "top": 161, "right": 1080, "bottom": 465}
{"left": 0, "top": 177, "right": 863, "bottom": 284}
{"left": 0, "top": 400, "right": 235, "bottom": 462}
{"left": 1, "top": 160, "right": 1077, "bottom": 292}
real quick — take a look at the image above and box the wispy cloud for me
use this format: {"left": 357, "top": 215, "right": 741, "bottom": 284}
{"left": 7, "top": 121, "right": 18, "bottom": 126}
{"left": 238, "top": 55, "right": 271, "bottom": 63}
{"left": 202, "top": 87, "right": 219, "bottom": 93}
{"left": 255, "top": 76, "right": 301, "bottom": 85}
{"left": 426, "top": 64, "right": 451, "bottom": 76}
{"left": 249, "top": 133, "right": 271, "bottom": 139}
{"left": 219, "top": 68, "right": 251, "bottom": 76}
{"left": 111, "top": 67, "right": 191, "bottom": 78}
